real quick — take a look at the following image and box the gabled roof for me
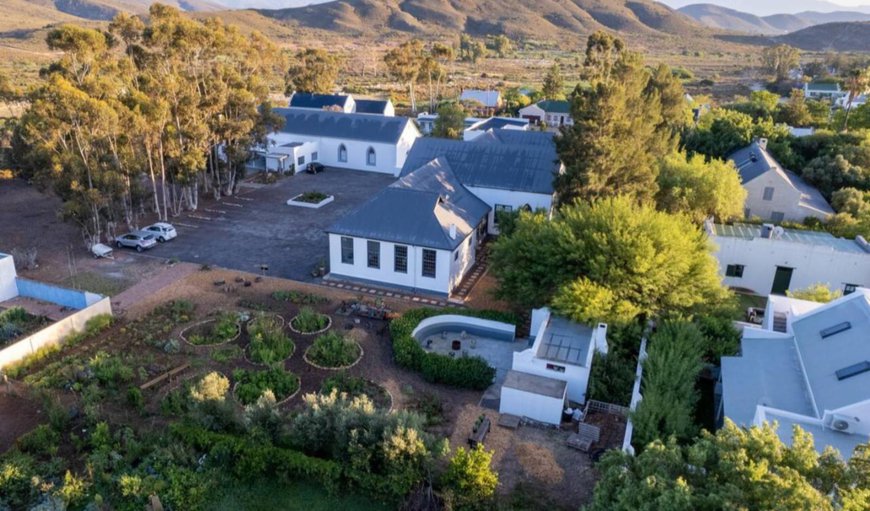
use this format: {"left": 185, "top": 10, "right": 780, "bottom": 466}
{"left": 460, "top": 89, "right": 502, "bottom": 108}
{"left": 473, "top": 129, "right": 558, "bottom": 160}
{"left": 806, "top": 82, "right": 841, "bottom": 92}
{"left": 289, "top": 92, "right": 352, "bottom": 110}
{"left": 536, "top": 99, "right": 571, "bottom": 114}
{"left": 400, "top": 137, "right": 558, "bottom": 195}
{"left": 467, "top": 117, "right": 529, "bottom": 131}
{"left": 272, "top": 108, "right": 416, "bottom": 144}
{"left": 327, "top": 158, "right": 490, "bottom": 250}
{"left": 354, "top": 99, "right": 391, "bottom": 115}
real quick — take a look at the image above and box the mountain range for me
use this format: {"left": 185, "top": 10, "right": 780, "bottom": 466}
{"left": 659, "top": 0, "right": 870, "bottom": 16}
{"left": 678, "top": 3, "right": 870, "bottom": 34}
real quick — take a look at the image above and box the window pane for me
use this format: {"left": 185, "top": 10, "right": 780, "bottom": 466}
{"left": 763, "top": 187, "right": 774, "bottom": 201}
{"left": 341, "top": 237, "right": 354, "bottom": 264}
{"left": 422, "top": 249, "right": 437, "bottom": 278}
{"left": 367, "top": 240, "right": 380, "bottom": 269}
{"left": 298, "top": 156, "right": 305, "bottom": 165}
{"left": 394, "top": 245, "right": 408, "bottom": 274}
{"left": 312, "top": 152, "right": 318, "bottom": 161}
{"left": 367, "top": 148, "right": 376, "bottom": 166}
{"left": 771, "top": 211, "right": 785, "bottom": 223}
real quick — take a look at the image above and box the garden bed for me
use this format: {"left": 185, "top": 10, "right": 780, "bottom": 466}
{"left": 245, "top": 313, "right": 294, "bottom": 366}
{"left": 180, "top": 312, "right": 241, "bottom": 346}
{"left": 0, "top": 307, "right": 50, "bottom": 348}
{"left": 320, "top": 373, "right": 392, "bottom": 411}
{"left": 286, "top": 191, "right": 334, "bottom": 209}
{"left": 303, "top": 332, "right": 363, "bottom": 370}
{"left": 289, "top": 307, "right": 332, "bottom": 335}
{"left": 232, "top": 367, "right": 301, "bottom": 406}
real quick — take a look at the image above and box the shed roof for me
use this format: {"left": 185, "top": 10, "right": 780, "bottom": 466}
{"left": 400, "top": 137, "right": 558, "bottom": 195}
{"left": 289, "top": 92, "right": 352, "bottom": 110}
{"left": 711, "top": 223, "right": 867, "bottom": 254}
{"left": 327, "top": 158, "right": 490, "bottom": 250}
{"left": 354, "top": 99, "right": 391, "bottom": 115}
{"left": 535, "top": 316, "right": 594, "bottom": 367}
{"left": 503, "top": 370, "right": 567, "bottom": 399}
{"left": 273, "top": 107, "right": 415, "bottom": 144}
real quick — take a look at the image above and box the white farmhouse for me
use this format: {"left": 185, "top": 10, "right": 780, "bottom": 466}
{"left": 706, "top": 221, "right": 870, "bottom": 296}
{"left": 400, "top": 130, "right": 561, "bottom": 234}
{"left": 519, "top": 100, "right": 573, "bottom": 129}
{"left": 500, "top": 307, "right": 608, "bottom": 425}
{"left": 326, "top": 159, "right": 490, "bottom": 296}
{"left": 804, "top": 81, "right": 848, "bottom": 101}
{"left": 462, "top": 117, "right": 529, "bottom": 141}
{"left": 254, "top": 108, "right": 420, "bottom": 176}
{"left": 288, "top": 92, "right": 395, "bottom": 116}
{"left": 720, "top": 289, "right": 870, "bottom": 458}
{"left": 729, "top": 139, "right": 833, "bottom": 222}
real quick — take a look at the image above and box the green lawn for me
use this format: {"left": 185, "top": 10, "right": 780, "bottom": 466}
{"left": 734, "top": 293, "right": 766, "bottom": 320}
{"left": 206, "top": 479, "right": 391, "bottom": 511}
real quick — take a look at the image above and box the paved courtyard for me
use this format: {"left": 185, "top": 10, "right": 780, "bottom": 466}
{"left": 144, "top": 168, "right": 395, "bottom": 282}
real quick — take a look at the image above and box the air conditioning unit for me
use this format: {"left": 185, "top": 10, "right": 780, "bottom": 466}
{"left": 830, "top": 414, "right": 859, "bottom": 432}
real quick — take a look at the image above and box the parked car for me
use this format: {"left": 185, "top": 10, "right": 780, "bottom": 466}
{"left": 306, "top": 162, "right": 325, "bottom": 174}
{"left": 116, "top": 233, "right": 157, "bottom": 252}
{"left": 141, "top": 222, "right": 177, "bottom": 242}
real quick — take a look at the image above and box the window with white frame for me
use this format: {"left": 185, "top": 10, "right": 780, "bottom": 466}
{"left": 366, "top": 147, "right": 376, "bottom": 166}
{"left": 494, "top": 204, "right": 512, "bottom": 225}
{"left": 297, "top": 155, "right": 305, "bottom": 166}
{"left": 340, "top": 237, "right": 354, "bottom": 264}
{"left": 394, "top": 245, "right": 408, "bottom": 273}
{"left": 367, "top": 240, "right": 380, "bottom": 269}
{"left": 338, "top": 144, "right": 347, "bottom": 162}
{"left": 763, "top": 187, "right": 775, "bottom": 201}
{"left": 312, "top": 151, "right": 318, "bottom": 161}
{"left": 422, "top": 249, "right": 436, "bottom": 278}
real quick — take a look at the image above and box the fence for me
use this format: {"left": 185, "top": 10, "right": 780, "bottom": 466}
{"left": 622, "top": 337, "right": 648, "bottom": 455}
{"left": 584, "top": 399, "right": 629, "bottom": 417}
{"left": 0, "top": 297, "right": 113, "bottom": 369}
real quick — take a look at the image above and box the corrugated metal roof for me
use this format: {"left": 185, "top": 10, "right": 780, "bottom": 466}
{"left": 712, "top": 223, "right": 866, "bottom": 254}
{"left": 469, "top": 117, "right": 529, "bottom": 131}
{"left": 807, "top": 82, "right": 841, "bottom": 92}
{"left": 289, "top": 92, "right": 352, "bottom": 110}
{"left": 401, "top": 137, "right": 558, "bottom": 195}
{"left": 537, "top": 99, "right": 571, "bottom": 114}
{"left": 354, "top": 99, "right": 390, "bottom": 115}
{"left": 273, "top": 108, "right": 415, "bottom": 144}
{"left": 728, "top": 141, "right": 780, "bottom": 184}
{"left": 326, "top": 158, "right": 490, "bottom": 250}
{"left": 503, "top": 370, "right": 567, "bottom": 398}
{"left": 460, "top": 89, "right": 501, "bottom": 108}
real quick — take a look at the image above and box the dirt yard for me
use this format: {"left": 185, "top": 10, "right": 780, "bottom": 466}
{"left": 0, "top": 383, "right": 44, "bottom": 453}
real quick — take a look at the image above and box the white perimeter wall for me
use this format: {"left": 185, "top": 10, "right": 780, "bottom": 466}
{"left": 500, "top": 386, "right": 565, "bottom": 425}
{"left": 0, "top": 254, "right": 17, "bottom": 302}
{"left": 0, "top": 297, "right": 113, "bottom": 369}
{"left": 466, "top": 186, "right": 553, "bottom": 235}
{"left": 713, "top": 236, "right": 870, "bottom": 295}
{"left": 328, "top": 232, "right": 477, "bottom": 295}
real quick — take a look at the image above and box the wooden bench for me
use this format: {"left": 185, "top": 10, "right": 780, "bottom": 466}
{"left": 468, "top": 416, "right": 491, "bottom": 448}
{"left": 566, "top": 423, "right": 601, "bottom": 452}
{"left": 140, "top": 364, "right": 190, "bottom": 391}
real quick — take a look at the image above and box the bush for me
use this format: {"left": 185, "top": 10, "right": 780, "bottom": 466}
{"left": 389, "top": 308, "right": 516, "bottom": 390}
{"left": 271, "top": 290, "right": 330, "bottom": 305}
{"left": 291, "top": 307, "right": 329, "bottom": 333}
{"left": 186, "top": 312, "right": 239, "bottom": 345}
{"left": 307, "top": 332, "right": 360, "bottom": 368}
{"left": 190, "top": 372, "right": 230, "bottom": 403}
{"left": 247, "top": 314, "right": 294, "bottom": 365}
{"left": 441, "top": 445, "right": 498, "bottom": 511}
{"left": 89, "top": 351, "right": 135, "bottom": 387}
{"left": 233, "top": 368, "right": 299, "bottom": 405}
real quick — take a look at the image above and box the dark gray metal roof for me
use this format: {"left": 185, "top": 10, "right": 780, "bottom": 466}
{"left": 327, "top": 158, "right": 490, "bottom": 250}
{"left": 474, "top": 129, "right": 558, "bottom": 159}
{"left": 273, "top": 108, "right": 415, "bottom": 144}
{"left": 288, "top": 92, "right": 352, "bottom": 110}
{"left": 728, "top": 141, "right": 780, "bottom": 184}
{"left": 503, "top": 370, "right": 567, "bottom": 398}
{"left": 470, "top": 117, "right": 529, "bottom": 131}
{"left": 400, "top": 137, "right": 558, "bottom": 195}
{"left": 354, "top": 99, "right": 391, "bottom": 115}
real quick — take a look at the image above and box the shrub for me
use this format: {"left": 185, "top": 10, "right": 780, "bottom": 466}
{"left": 16, "top": 424, "right": 60, "bottom": 456}
{"left": 247, "top": 314, "right": 294, "bottom": 365}
{"left": 190, "top": 372, "right": 230, "bottom": 403}
{"left": 233, "top": 368, "right": 300, "bottom": 405}
{"left": 127, "top": 387, "right": 144, "bottom": 411}
{"left": 291, "top": 307, "right": 329, "bottom": 333}
{"left": 88, "top": 351, "right": 135, "bottom": 388}
{"left": 389, "top": 308, "right": 516, "bottom": 390}
{"left": 321, "top": 373, "right": 390, "bottom": 409}
{"left": 271, "top": 290, "right": 330, "bottom": 305}
{"left": 307, "top": 332, "right": 360, "bottom": 368}
{"left": 186, "top": 312, "right": 239, "bottom": 345}
{"left": 441, "top": 445, "right": 498, "bottom": 511}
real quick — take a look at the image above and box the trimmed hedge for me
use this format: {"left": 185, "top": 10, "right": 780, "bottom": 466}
{"left": 389, "top": 308, "right": 518, "bottom": 390}
{"left": 171, "top": 424, "right": 341, "bottom": 491}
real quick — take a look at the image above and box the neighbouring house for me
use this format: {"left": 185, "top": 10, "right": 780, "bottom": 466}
{"left": 462, "top": 117, "right": 529, "bottom": 141}
{"left": 288, "top": 92, "right": 395, "bottom": 116}
{"left": 0, "top": 253, "right": 112, "bottom": 369}
{"left": 705, "top": 220, "right": 870, "bottom": 296}
{"left": 500, "top": 307, "right": 608, "bottom": 425}
{"left": 719, "top": 289, "right": 870, "bottom": 458}
{"left": 835, "top": 94, "right": 869, "bottom": 110}
{"left": 400, "top": 131, "right": 561, "bottom": 234}
{"left": 728, "top": 139, "right": 833, "bottom": 222}
{"left": 460, "top": 89, "right": 502, "bottom": 113}
{"left": 326, "top": 158, "right": 490, "bottom": 296}
{"left": 519, "top": 100, "right": 573, "bottom": 129}
{"left": 250, "top": 108, "right": 420, "bottom": 175}
{"left": 804, "top": 81, "right": 848, "bottom": 101}
{"left": 788, "top": 126, "right": 816, "bottom": 138}
{"left": 415, "top": 113, "right": 494, "bottom": 136}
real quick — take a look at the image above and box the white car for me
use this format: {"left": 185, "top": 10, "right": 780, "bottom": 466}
{"left": 116, "top": 233, "right": 158, "bottom": 252}
{"left": 140, "top": 222, "right": 177, "bottom": 243}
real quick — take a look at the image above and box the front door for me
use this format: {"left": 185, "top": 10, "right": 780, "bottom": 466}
{"left": 771, "top": 266, "right": 794, "bottom": 295}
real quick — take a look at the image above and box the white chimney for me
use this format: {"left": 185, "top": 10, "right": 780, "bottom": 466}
{"left": 594, "top": 323, "right": 609, "bottom": 356}
{"left": 758, "top": 137, "right": 768, "bottom": 150}
{"left": 449, "top": 224, "right": 457, "bottom": 240}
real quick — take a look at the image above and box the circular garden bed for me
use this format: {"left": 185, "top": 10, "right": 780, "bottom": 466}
{"left": 289, "top": 306, "right": 332, "bottom": 335}
{"left": 303, "top": 331, "right": 363, "bottom": 370}
{"left": 320, "top": 373, "right": 392, "bottom": 411}
{"left": 232, "top": 367, "right": 300, "bottom": 406}
{"left": 245, "top": 313, "right": 294, "bottom": 365}
{"left": 180, "top": 311, "right": 241, "bottom": 346}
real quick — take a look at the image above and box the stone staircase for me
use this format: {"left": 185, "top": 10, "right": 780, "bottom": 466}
{"left": 452, "top": 244, "right": 492, "bottom": 300}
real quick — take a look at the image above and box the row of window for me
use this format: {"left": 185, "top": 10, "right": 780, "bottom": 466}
{"left": 341, "top": 237, "right": 437, "bottom": 278}
{"left": 297, "top": 152, "right": 319, "bottom": 167}
{"left": 337, "top": 145, "right": 376, "bottom": 166}
{"left": 725, "top": 263, "right": 859, "bottom": 294}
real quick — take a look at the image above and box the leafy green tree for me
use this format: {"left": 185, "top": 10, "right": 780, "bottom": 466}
{"left": 761, "top": 44, "right": 801, "bottom": 81}
{"left": 842, "top": 66, "right": 870, "bottom": 131}
{"left": 727, "top": 90, "right": 781, "bottom": 120}
{"left": 647, "top": 63, "right": 692, "bottom": 136}
{"left": 541, "top": 63, "right": 564, "bottom": 100}
{"left": 655, "top": 151, "right": 746, "bottom": 223}
{"left": 587, "top": 420, "right": 862, "bottom": 511}
{"left": 458, "top": 34, "right": 486, "bottom": 63}
{"left": 286, "top": 48, "right": 340, "bottom": 94}
{"left": 441, "top": 445, "right": 498, "bottom": 511}
{"left": 491, "top": 196, "right": 729, "bottom": 325}
{"left": 384, "top": 39, "right": 425, "bottom": 113}
{"left": 776, "top": 88, "right": 815, "bottom": 127}
{"left": 432, "top": 102, "right": 466, "bottom": 139}
{"left": 490, "top": 34, "right": 512, "bottom": 58}
{"left": 502, "top": 86, "right": 531, "bottom": 112}
{"left": 683, "top": 107, "right": 792, "bottom": 162}
{"left": 787, "top": 283, "right": 842, "bottom": 303}
{"left": 555, "top": 32, "right": 681, "bottom": 204}
{"left": 631, "top": 321, "right": 705, "bottom": 447}
{"left": 802, "top": 141, "right": 870, "bottom": 198}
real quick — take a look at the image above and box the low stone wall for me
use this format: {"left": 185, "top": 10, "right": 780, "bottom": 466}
{"left": 0, "top": 297, "right": 113, "bottom": 369}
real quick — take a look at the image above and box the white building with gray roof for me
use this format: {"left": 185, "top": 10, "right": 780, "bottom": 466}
{"left": 728, "top": 139, "right": 833, "bottom": 223}
{"left": 720, "top": 289, "right": 870, "bottom": 458}
{"left": 706, "top": 221, "right": 870, "bottom": 296}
